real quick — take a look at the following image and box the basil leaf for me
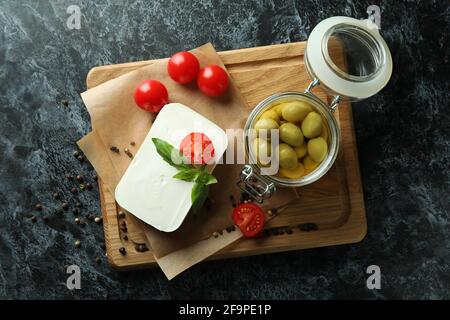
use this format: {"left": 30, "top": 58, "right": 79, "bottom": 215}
{"left": 196, "top": 171, "right": 218, "bottom": 186}
{"left": 191, "top": 182, "right": 209, "bottom": 212}
{"left": 173, "top": 169, "right": 200, "bottom": 182}
{"left": 152, "top": 138, "right": 191, "bottom": 170}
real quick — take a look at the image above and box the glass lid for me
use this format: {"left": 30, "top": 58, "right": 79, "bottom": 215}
{"left": 305, "top": 16, "right": 392, "bottom": 100}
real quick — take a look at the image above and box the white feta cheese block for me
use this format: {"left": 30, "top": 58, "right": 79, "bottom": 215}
{"left": 115, "top": 103, "right": 228, "bottom": 232}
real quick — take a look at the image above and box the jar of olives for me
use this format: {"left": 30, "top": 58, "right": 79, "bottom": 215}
{"left": 238, "top": 16, "right": 392, "bottom": 202}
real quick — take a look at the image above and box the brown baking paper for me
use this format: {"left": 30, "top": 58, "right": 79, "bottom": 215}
{"left": 78, "top": 43, "right": 299, "bottom": 273}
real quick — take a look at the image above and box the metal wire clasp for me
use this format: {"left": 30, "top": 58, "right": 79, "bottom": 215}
{"left": 305, "top": 78, "right": 340, "bottom": 112}
{"left": 237, "top": 165, "right": 276, "bottom": 204}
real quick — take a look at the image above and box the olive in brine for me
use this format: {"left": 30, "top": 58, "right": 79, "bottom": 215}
{"left": 279, "top": 123, "right": 304, "bottom": 147}
{"left": 253, "top": 138, "right": 272, "bottom": 166}
{"left": 320, "top": 121, "right": 329, "bottom": 142}
{"left": 278, "top": 143, "right": 298, "bottom": 170}
{"left": 294, "top": 143, "right": 307, "bottom": 159}
{"left": 303, "top": 155, "right": 319, "bottom": 171}
{"left": 307, "top": 137, "right": 328, "bottom": 162}
{"left": 260, "top": 109, "right": 280, "bottom": 124}
{"left": 281, "top": 101, "right": 312, "bottom": 122}
{"left": 254, "top": 118, "right": 279, "bottom": 138}
{"left": 279, "top": 162, "right": 305, "bottom": 179}
{"left": 301, "top": 111, "right": 323, "bottom": 138}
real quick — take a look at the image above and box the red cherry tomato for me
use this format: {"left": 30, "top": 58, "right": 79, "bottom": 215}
{"left": 179, "top": 132, "right": 215, "bottom": 165}
{"left": 134, "top": 80, "right": 168, "bottom": 113}
{"left": 197, "top": 64, "right": 229, "bottom": 97}
{"left": 232, "top": 203, "right": 265, "bottom": 237}
{"left": 167, "top": 51, "right": 200, "bottom": 84}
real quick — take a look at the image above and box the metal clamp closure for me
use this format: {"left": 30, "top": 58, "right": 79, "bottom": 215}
{"left": 237, "top": 165, "right": 276, "bottom": 204}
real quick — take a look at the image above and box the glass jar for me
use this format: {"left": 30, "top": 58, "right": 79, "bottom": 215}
{"left": 238, "top": 16, "right": 392, "bottom": 203}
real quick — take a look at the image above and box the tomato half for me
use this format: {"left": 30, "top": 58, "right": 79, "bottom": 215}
{"left": 232, "top": 203, "right": 265, "bottom": 237}
{"left": 167, "top": 51, "right": 200, "bottom": 84}
{"left": 197, "top": 64, "right": 229, "bottom": 97}
{"left": 179, "top": 132, "right": 215, "bottom": 165}
{"left": 134, "top": 80, "right": 169, "bottom": 113}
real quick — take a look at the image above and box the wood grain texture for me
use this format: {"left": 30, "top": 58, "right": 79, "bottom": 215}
{"left": 88, "top": 42, "right": 367, "bottom": 270}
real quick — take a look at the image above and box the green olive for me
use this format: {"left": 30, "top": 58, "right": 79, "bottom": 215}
{"left": 279, "top": 123, "right": 304, "bottom": 147}
{"left": 301, "top": 111, "right": 323, "bottom": 138}
{"left": 281, "top": 101, "right": 313, "bottom": 122}
{"left": 254, "top": 118, "right": 279, "bottom": 138}
{"left": 320, "top": 121, "right": 329, "bottom": 142}
{"left": 273, "top": 104, "right": 285, "bottom": 117}
{"left": 279, "top": 162, "right": 305, "bottom": 179}
{"left": 303, "top": 155, "right": 319, "bottom": 171}
{"left": 252, "top": 138, "right": 271, "bottom": 166}
{"left": 294, "top": 143, "right": 307, "bottom": 159}
{"left": 260, "top": 109, "right": 280, "bottom": 124}
{"left": 278, "top": 143, "right": 298, "bottom": 170}
{"left": 307, "top": 137, "right": 328, "bottom": 162}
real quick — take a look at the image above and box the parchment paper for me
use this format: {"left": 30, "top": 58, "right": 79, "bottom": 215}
{"left": 77, "top": 43, "right": 299, "bottom": 276}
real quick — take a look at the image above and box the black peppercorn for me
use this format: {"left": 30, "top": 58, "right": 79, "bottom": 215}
{"left": 42, "top": 216, "right": 49, "bottom": 222}
{"left": 95, "top": 257, "right": 101, "bottom": 264}
{"left": 110, "top": 146, "right": 120, "bottom": 153}
{"left": 30, "top": 215, "right": 37, "bottom": 223}
{"left": 75, "top": 202, "right": 82, "bottom": 208}
{"left": 123, "top": 235, "right": 128, "bottom": 241}
{"left": 75, "top": 240, "right": 81, "bottom": 248}
{"left": 79, "top": 184, "right": 85, "bottom": 191}
{"left": 100, "top": 243, "right": 106, "bottom": 250}
{"left": 118, "top": 211, "right": 126, "bottom": 218}
{"left": 61, "top": 202, "right": 68, "bottom": 210}
{"left": 86, "top": 183, "right": 93, "bottom": 190}
{"left": 66, "top": 173, "right": 73, "bottom": 181}
{"left": 53, "top": 192, "right": 60, "bottom": 200}
{"left": 71, "top": 187, "right": 78, "bottom": 194}
{"left": 73, "top": 151, "right": 80, "bottom": 158}
{"left": 62, "top": 99, "right": 69, "bottom": 107}
{"left": 77, "top": 155, "right": 84, "bottom": 162}
{"left": 93, "top": 174, "right": 98, "bottom": 182}
{"left": 35, "top": 203, "right": 43, "bottom": 211}
{"left": 94, "top": 216, "right": 102, "bottom": 224}
{"left": 76, "top": 175, "right": 83, "bottom": 182}
{"left": 119, "top": 247, "right": 126, "bottom": 255}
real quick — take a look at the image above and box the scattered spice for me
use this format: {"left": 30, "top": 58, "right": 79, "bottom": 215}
{"left": 123, "top": 235, "right": 128, "bottom": 241}
{"left": 65, "top": 173, "right": 73, "bottom": 181}
{"left": 86, "top": 183, "right": 93, "bottom": 190}
{"left": 130, "top": 141, "right": 136, "bottom": 146}
{"left": 299, "top": 223, "right": 318, "bottom": 232}
{"left": 72, "top": 151, "right": 80, "bottom": 158}
{"left": 136, "top": 244, "right": 148, "bottom": 252}
{"left": 93, "top": 174, "right": 98, "bottom": 182}
{"left": 119, "top": 247, "right": 126, "bottom": 255}
{"left": 75, "top": 240, "right": 81, "bottom": 248}
{"left": 239, "top": 192, "right": 251, "bottom": 203}
{"left": 30, "top": 215, "right": 37, "bottom": 223}
{"left": 118, "top": 211, "right": 125, "bottom": 218}
{"left": 53, "top": 192, "right": 60, "bottom": 200}
{"left": 77, "top": 155, "right": 85, "bottom": 162}
{"left": 94, "top": 216, "right": 102, "bottom": 224}
{"left": 42, "top": 216, "right": 49, "bottom": 222}
{"left": 75, "top": 202, "right": 82, "bottom": 208}
{"left": 124, "top": 148, "right": 133, "bottom": 158}
{"left": 61, "top": 202, "right": 68, "bottom": 210}
{"left": 110, "top": 146, "right": 120, "bottom": 153}
{"left": 71, "top": 187, "right": 78, "bottom": 194}
{"left": 62, "top": 99, "right": 69, "bottom": 107}
{"left": 79, "top": 184, "right": 85, "bottom": 191}
{"left": 100, "top": 243, "right": 106, "bottom": 250}
{"left": 226, "top": 226, "right": 235, "bottom": 233}
{"left": 76, "top": 175, "right": 83, "bottom": 182}
{"left": 35, "top": 203, "right": 43, "bottom": 211}
{"left": 75, "top": 218, "right": 81, "bottom": 225}
{"left": 212, "top": 231, "right": 219, "bottom": 238}
{"left": 95, "top": 257, "right": 101, "bottom": 264}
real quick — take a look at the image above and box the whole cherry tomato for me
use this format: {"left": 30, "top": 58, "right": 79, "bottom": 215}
{"left": 179, "top": 132, "right": 215, "bottom": 165}
{"left": 134, "top": 80, "right": 168, "bottom": 113}
{"left": 197, "top": 64, "right": 229, "bottom": 97}
{"left": 167, "top": 51, "right": 200, "bottom": 84}
{"left": 232, "top": 202, "right": 265, "bottom": 237}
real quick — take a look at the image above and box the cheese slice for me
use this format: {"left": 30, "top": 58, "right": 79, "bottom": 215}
{"left": 115, "top": 103, "right": 228, "bottom": 232}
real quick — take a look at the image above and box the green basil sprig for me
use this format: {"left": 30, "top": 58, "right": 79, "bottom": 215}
{"left": 152, "top": 138, "right": 217, "bottom": 212}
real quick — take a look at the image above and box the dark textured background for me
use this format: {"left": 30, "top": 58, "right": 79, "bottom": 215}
{"left": 0, "top": 0, "right": 449, "bottom": 299}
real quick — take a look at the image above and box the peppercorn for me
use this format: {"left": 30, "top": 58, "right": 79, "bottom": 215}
{"left": 65, "top": 173, "right": 73, "bottom": 181}
{"left": 61, "top": 202, "right": 68, "bottom": 210}
{"left": 119, "top": 247, "right": 126, "bottom": 255}
{"left": 35, "top": 203, "right": 43, "bottom": 211}
{"left": 95, "top": 257, "right": 101, "bottom": 264}
{"left": 110, "top": 146, "right": 119, "bottom": 153}
{"left": 118, "top": 211, "right": 125, "bottom": 218}
{"left": 30, "top": 215, "right": 37, "bottom": 223}
{"left": 86, "top": 183, "right": 93, "bottom": 190}
{"left": 53, "top": 192, "right": 60, "bottom": 200}
{"left": 71, "top": 187, "right": 78, "bottom": 194}
{"left": 94, "top": 216, "right": 102, "bottom": 224}
{"left": 75, "top": 240, "right": 81, "bottom": 247}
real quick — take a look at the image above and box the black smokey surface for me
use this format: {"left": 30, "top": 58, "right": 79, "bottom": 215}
{"left": 0, "top": 0, "right": 449, "bottom": 299}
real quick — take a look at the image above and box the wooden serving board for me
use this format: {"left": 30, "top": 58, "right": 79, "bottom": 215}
{"left": 87, "top": 42, "right": 367, "bottom": 270}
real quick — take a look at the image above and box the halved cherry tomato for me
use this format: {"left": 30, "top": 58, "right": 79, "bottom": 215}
{"left": 179, "top": 132, "right": 215, "bottom": 165}
{"left": 232, "top": 202, "right": 265, "bottom": 237}
{"left": 197, "top": 64, "right": 229, "bottom": 97}
{"left": 134, "top": 80, "right": 168, "bottom": 113}
{"left": 167, "top": 51, "right": 200, "bottom": 84}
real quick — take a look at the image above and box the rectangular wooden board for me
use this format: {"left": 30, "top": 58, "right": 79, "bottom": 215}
{"left": 86, "top": 42, "right": 367, "bottom": 270}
